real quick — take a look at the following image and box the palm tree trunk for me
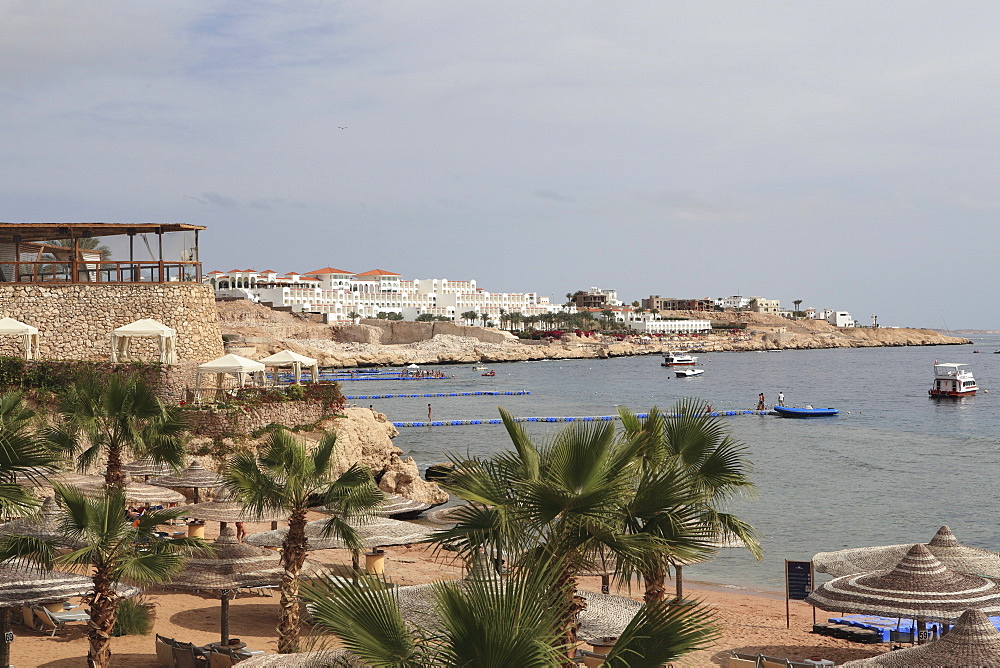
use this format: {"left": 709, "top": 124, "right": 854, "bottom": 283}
{"left": 104, "top": 446, "right": 125, "bottom": 488}
{"left": 554, "top": 566, "right": 583, "bottom": 666}
{"left": 675, "top": 564, "right": 684, "bottom": 602}
{"left": 87, "top": 566, "right": 118, "bottom": 668}
{"left": 642, "top": 564, "right": 668, "bottom": 603}
{"left": 277, "top": 508, "right": 308, "bottom": 654}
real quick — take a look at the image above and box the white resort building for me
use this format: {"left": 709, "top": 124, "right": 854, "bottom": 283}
{"left": 206, "top": 267, "right": 566, "bottom": 324}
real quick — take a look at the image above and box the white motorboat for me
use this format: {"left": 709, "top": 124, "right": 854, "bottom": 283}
{"left": 675, "top": 368, "right": 704, "bottom": 378}
{"left": 661, "top": 351, "right": 698, "bottom": 366}
{"left": 929, "top": 362, "right": 978, "bottom": 397}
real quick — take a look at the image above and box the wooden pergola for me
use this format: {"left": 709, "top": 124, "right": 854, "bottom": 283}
{"left": 0, "top": 222, "right": 205, "bottom": 284}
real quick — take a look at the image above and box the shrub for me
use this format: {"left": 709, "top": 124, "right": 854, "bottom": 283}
{"left": 113, "top": 596, "right": 154, "bottom": 636}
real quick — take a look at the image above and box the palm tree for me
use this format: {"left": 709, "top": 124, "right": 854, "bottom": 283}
{"left": 47, "top": 372, "right": 187, "bottom": 487}
{"left": 226, "top": 427, "right": 384, "bottom": 653}
{"left": 428, "top": 410, "right": 711, "bottom": 654}
{"left": 600, "top": 309, "right": 615, "bottom": 331}
{"left": 0, "top": 484, "right": 204, "bottom": 668}
{"left": 347, "top": 311, "right": 361, "bottom": 323}
{"left": 301, "top": 550, "right": 719, "bottom": 667}
{"left": 619, "top": 400, "right": 763, "bottom": 602}
{"left": 793, "top": 299, "right": 803, "bottom": 316}
{"left": 461, "top": 310, "right": 478, "bottom": 325}
{"left": 0, "top": 391, "right": 60, "bottom": 517}
{"left": 480, "top": 312, "right": 490, "bottom": 327}
{"left": 509, "top": 311, "right": 524, "bottom": 332}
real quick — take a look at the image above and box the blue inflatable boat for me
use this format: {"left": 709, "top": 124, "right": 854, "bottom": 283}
{"left": 773, "top": 406, "right": 839, "bottom": 418}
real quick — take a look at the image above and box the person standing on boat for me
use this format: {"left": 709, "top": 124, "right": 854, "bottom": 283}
{"left": 778, "top": 391, "right": 785, "bottom": 407}
{"left": 757, "top": 393, "right": 766, "bottom": 410}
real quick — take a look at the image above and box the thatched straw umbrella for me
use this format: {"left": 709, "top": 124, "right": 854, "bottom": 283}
{"left": 0, "top": 497, "right": 85, "bottom": 547}
{"left": 807, "top": 544, "right": 1000, "bottom": 643}
{"left": 840, "top": 608, "right": 1000, "bottom": 666}
{"left": 0, "top": 564, "right": 138, "bottom": 666}
{"left": 150, "top": 462, "right": 225, "bottom": 503}
{"left": 172, "top": 488, "right": 286, "bottom": 531}
{"left": 239, "top": 649, "right": 360, "bottom": 667}
{"left": 381, "top": 494, "right": 443, "bottom": 520}
{"left": 122, "top": 457, "right": 175, "bottom": 481}
{"left": 14, "top": 471, "right": 105, "bottom": 493}
{"left": 164, "top": 526, "right": 315, "bottom": 644}
{"left": 245, "top": 517, "right": 433, "bottom": 551}
{"left": 391, "top": 580, "right": 642, "bottom": 644}
{"left": 814, "top": 526, "right": 1000, "bottom": 578}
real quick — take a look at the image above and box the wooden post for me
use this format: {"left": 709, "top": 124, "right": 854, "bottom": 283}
{"left": 220, "top": 591, "right": 231, "bottom": 643}
{"left": 0, "top": 607, "right": 11, "bottom": 667}
{"left": 71, "top": 234, "right": 79, "bottom": 283}
{"left": 12, "top": 235, "right": 19, "bottom": 283}
{"left": 157, "top": 227, "right": 164, "bottom": 282}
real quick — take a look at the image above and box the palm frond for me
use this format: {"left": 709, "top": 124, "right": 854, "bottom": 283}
{"left": 302, "top": 573, "right": 418, "bottom": 666}
{"left": 604, "top": 598, "right": 720, "bottom": 666}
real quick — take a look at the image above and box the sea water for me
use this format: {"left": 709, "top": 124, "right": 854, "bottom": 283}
{"left": 356, "top": 338, "right": 1000, "bottom": 592}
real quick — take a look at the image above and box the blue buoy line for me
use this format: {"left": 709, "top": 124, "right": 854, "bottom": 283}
{"left": 393, "top": 410, "right": 776, "bottom": 427}
{"left": 345, "top": 391, "right": 531, "bottom": 400}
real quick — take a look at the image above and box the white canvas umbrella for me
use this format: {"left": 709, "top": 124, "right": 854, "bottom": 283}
{"left": 195, "top": 354, "right": 266, "bottom": 402}
{"left": 0, "top": 317, "right": 39, "bottom": 360}
{"left": 259, "top": 350, "right": 319, "bottom": 386}
{"left": 109, "top": 318, "right": 177, "bottom": 364}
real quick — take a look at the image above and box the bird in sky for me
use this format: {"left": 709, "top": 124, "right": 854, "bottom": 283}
{"left": 338, "top": 126, "right": 348, "bottom": 130}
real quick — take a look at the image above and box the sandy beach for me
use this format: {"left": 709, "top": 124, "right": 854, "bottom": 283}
{"left": 8, "top": 514, "right": 894, "bottom": 667}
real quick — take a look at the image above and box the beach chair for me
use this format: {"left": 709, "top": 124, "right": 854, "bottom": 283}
{"left": 19, "top": 606, "right": 39, "bottom": 630}
{"left": 32, "top": 604, "right": 90, "bottom": 637}
{"left": 758, "top": 656, "right": 788, "bottom": 668}
{"left": 172, "top": 641, "right": 209, "bottom": 667}
{"left": 155, "top": 633, "right": 177, "bottom": 666}
{"left": 208, "top": 648, "right": 236, "bottom": 667}
{"left": 727, "top": 652, "right": 758, "bottom": 668}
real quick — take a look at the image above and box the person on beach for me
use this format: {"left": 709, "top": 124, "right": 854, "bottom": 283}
{"left": 235, "top": 521, "right": 246, "bottom": 542}
{"left": 778, "top": 391, "right": 785, "bottom": 407}
{"left": 757, "top": 393, "right": 766, "bottom": 410}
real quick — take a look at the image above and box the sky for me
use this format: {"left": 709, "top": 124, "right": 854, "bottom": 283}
{"left": 3, "top": 2, "right": 1000, "bottom": 329}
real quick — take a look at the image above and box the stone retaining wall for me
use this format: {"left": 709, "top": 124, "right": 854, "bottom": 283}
{"left": 0, "top": 283, "right": 223, "bottom": 362}
{"left": 184, "top": 401, "right": 331, "bottom": 438}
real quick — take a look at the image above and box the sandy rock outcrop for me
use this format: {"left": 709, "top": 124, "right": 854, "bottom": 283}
{"left": 378, "top": 454, "right": 449, "bottom": 505}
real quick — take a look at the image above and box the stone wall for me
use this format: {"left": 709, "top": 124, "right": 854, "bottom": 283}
{"left": 349, "top": 320, "right": 516, "bottom": 345}
{"left": 185, "top": 401, "right": 331, "bottom": 438}
{"left": 0, "top": 283, "right": 224, "bottom": 362}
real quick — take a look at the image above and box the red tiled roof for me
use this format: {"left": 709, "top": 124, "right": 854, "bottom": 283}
{"left": 260, "top": 269, "right": 277, "bottom": 273}
{"left": 354, "top": 269, "right": 401, "bottom": 277}
{"left": 208, "top": 270, "right": 225, "bottom": 275}
{"left": 304, "top": 267, "right": 354, "bottom": 276}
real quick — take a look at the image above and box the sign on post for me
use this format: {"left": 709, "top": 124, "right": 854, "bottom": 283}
{"left": 785, "top": 560, "right": 814, "bottom": 629}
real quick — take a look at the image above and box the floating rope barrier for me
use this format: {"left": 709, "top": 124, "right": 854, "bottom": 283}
{"left": 346, "top": 391, "right": 531, "bottom": 400}
{"left": 393, "top": 410, "right": 776, "bottom": 427}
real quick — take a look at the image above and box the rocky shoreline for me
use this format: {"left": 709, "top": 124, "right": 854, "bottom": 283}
{"left": 217, "top": 301, "right": 969, "bottom": 368}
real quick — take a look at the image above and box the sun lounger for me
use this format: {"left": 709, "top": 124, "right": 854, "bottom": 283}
{"left": 155, "top": 634, "right": 177, "bottom": 666}
{"left": 32, "top": 604, "right": 90, "bottom": 637}
{"left": 759, "top": 655, "right": 789, "bottom": 668}
{"left": 172, "top": 641, "right": 209, "bottom": 667}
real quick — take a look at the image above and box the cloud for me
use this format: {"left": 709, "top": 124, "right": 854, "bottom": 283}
{"left": 533, "top": 189, "right": 576, "bottom": 203}
{"left": 187, "top": 192, "right": 239, "bottom": 210}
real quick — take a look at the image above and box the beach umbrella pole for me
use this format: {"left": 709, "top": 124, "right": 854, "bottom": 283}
{"left": 0, "top": 607, "right": 10, "bottom": 667}
{"left": 220, "top": 590, "right": 232, "bottom": 643}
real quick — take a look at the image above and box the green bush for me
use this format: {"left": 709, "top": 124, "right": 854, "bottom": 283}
{"left": 113, "top": 597, "right": 154, "bottom": 636}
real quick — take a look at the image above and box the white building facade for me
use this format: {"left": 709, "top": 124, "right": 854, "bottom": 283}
{"left": 627, "top": 319, "right": 713, "bottom": 334}
{"left": 205, "top": 267, "right": 568, "bottom": 324}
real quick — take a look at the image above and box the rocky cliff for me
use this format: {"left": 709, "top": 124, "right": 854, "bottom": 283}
{"left": 216, "top": 301, "right": 968, "bottom": 367}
